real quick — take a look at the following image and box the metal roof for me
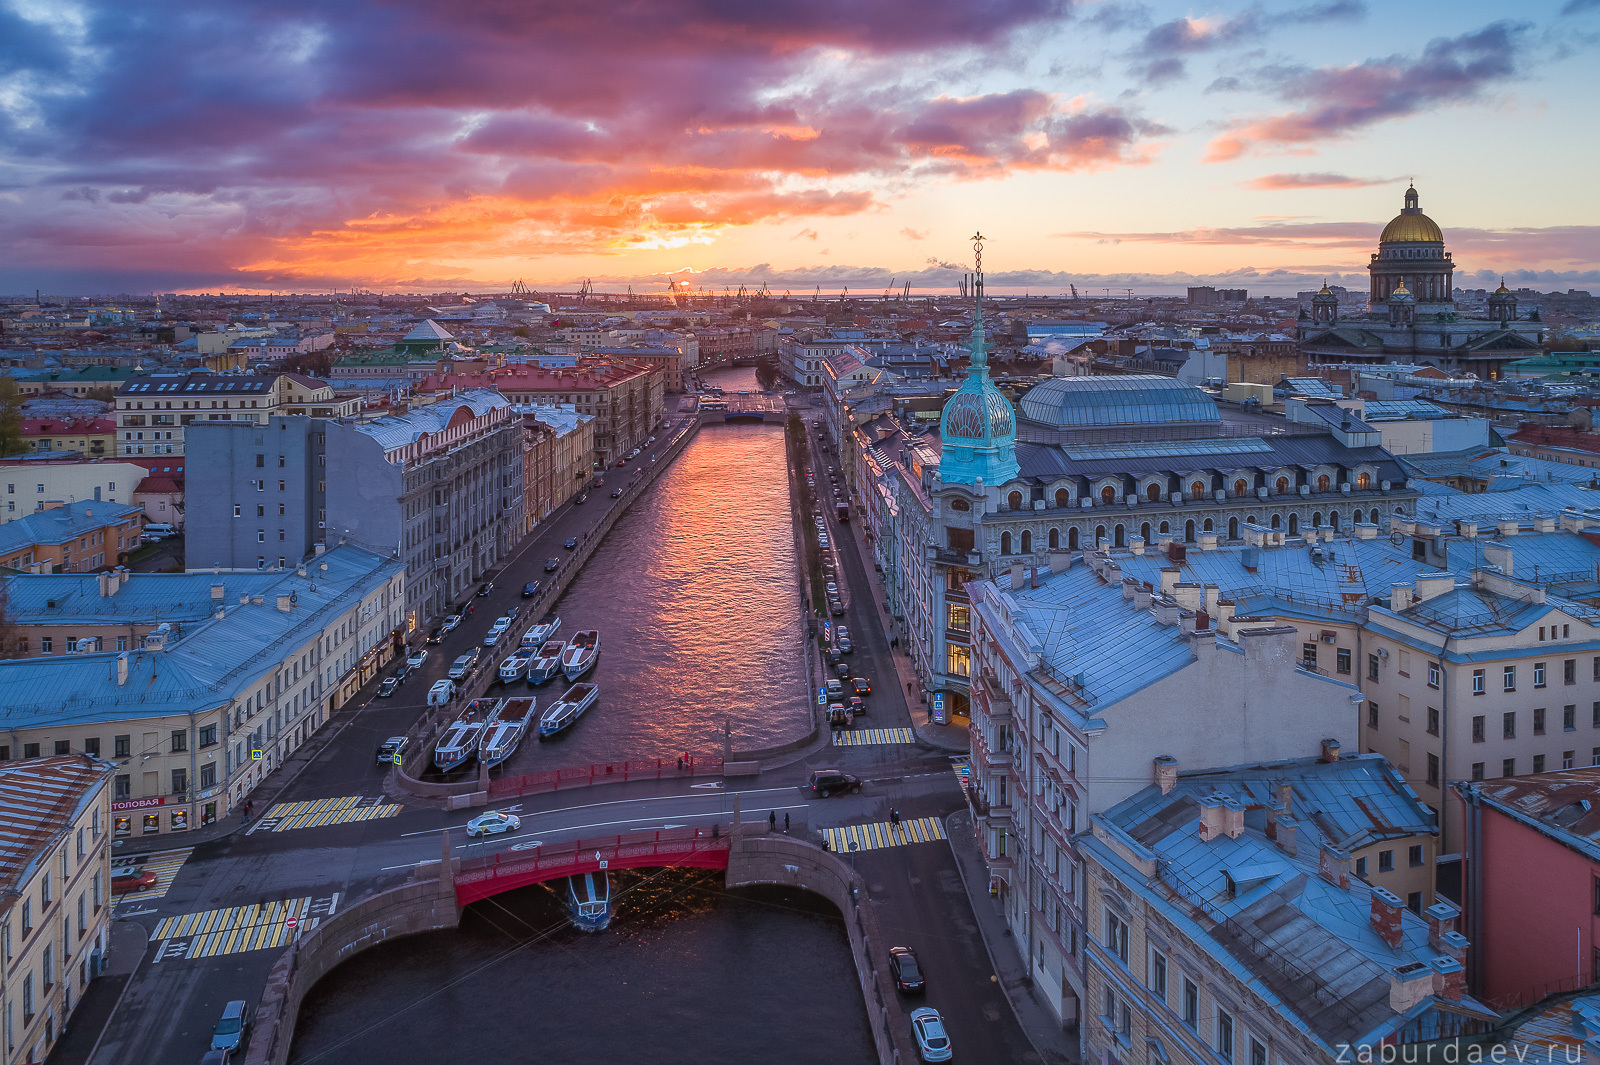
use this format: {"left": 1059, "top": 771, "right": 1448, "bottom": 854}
{"left": 0, "top": 500, "right": 142, "bottom": 554}
{"left": 354, "top": 390, "right": 509, "bottom": 452}
{"left": 1019, "top": 375, "right": 1221, "bottom": 431}
{"left": 1459, "top": 767, "right": 1600, "bottom": 864}
{"left": 401, "top": 319, "right": 456, "bottom": 342}
{"left": 0, "top": 756, "right": 114, "bottom": 897}
{"left": 5, "top": 570, "right": 288, "bottom": 626}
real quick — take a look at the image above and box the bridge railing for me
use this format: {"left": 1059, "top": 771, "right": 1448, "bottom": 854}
{"left": 454, "top": 827, "right": 733, "bottom": 904}
{"left": 486, "top": 755, "right": 724, "bottom": 799}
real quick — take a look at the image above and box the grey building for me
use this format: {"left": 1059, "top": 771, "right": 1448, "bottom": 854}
{"left": 185, "top": 417, "right": 326, "bottom": 571}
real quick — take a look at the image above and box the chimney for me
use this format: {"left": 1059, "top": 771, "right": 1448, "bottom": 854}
{"left": 1275, "top": 781, "right": 1294, "bottom": 818}
{"left": 211, "top": 584, "right": 225, "bottom": 600}
{"left": 1369, "top": 886, "right": 1405, "bottom": 949}
{"left": 1172, "top": 582, "right": 1203, "bottom": 611}
{"left": 1534, "top": 516, "right": 1555, "bottom": 534}
{"left": 1496, "top": 519, "right": 1519, "bottom": 538}
{"left": 1482, "top": 540, "right": 1513, "bottom": 576}
{"left": 314, "top": 542, "right": 327, "bottom": 555}
{"left": 1198, "top": 794, "right": 1226, "bottom": 841}
{"left": 1048, "top": 549, "right": 1072, "bottom": 574}
{"left": 1389, "top": 584, "right": 1416, "bottom": 612}
{"left": 1318, "top": 845, "right": 1352, "bottom": 888}
{"left": 114, "top": 652, "right": 129, "bottom": 687}
{"left": 1271, "top": 815, "right": 1300, "bottom": 857}
{"left": 1458, "top": 521, "right": 1478, "bottom": 539}
{"left": 1321, "top": 738, "right": 1342, "bottom": 762}
{"left": 1010, "top": 563, "right": 1025, "bottom": 590}
{"left": 1030, "top": 566, "right": 1040, "bottom": 590}
{"left": 1132, "top": 585, "right": 1153, "bottom": 610}
{"left": 1389, "top": 962, "right": 1436, "bottom": 1013}
{"left": 97, "top": 571, "right": 110, "bottom": 597}
{"left": 1415, "top": 573, "right": 1455, "bottom": 601}
{"left": 1198, "top": 533, "right": 1219, "bottom": 551}
{"left": 1221, "top": 795, "right": 1244, "bottom": 838}
{"left": 276, "top": 594, "right": 293, "bottom": 612}
{"left": 1430, "top": 956, "right": 1466, "bottom": 1001}
{"left": 1425, "top": 900, "right": 1460, "bottom": 952}
{"left": 1129, "top": 537, "right": 1145, "bottom": 555}
{"left": 1159, "top": 567, "right": 1180, "bottom": 595}
{"left": 1154, "top": 755, "right": 1177, "bottom": 795}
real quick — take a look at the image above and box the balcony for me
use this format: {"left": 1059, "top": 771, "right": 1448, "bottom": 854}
{"left": 927, "top": 544, "right": 982, "bottom": 567}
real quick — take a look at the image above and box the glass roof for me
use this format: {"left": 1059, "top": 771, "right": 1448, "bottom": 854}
{"left": 1019, "top": 375, "right": 1221, "bottom": 431}
{"left": 1062, "top": 437, "right": 1273, "bottom": 461}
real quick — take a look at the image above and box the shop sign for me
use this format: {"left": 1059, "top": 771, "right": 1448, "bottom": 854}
{"left": 112, "top": 797, "right": 166, "bottom": 811}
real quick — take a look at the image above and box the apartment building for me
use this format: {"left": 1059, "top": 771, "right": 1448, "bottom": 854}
{"left": 1, "top": 463, "right": 149, "bottom": 524}
{"left": 113, "top": 372, "right": 288, "bottom": 456}
{"left": 519, "top": 405, "right": 596, "bottom": 528}
{"left": 18, "top": 418, "right": 116, "bottom": 459}
{"left": 184, "top": 417, "right": 327, "bottom": 571}
{"left": 0, "top": 545, "right": 404, "bottom": 835}
{"left": 0, "top": 756, "right": 114, "bottom": 1065}
{"left": 0, "top": 500, "right": 143, "bottom": 574}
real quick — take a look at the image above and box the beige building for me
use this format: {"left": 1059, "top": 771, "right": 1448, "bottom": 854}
{"left": 519, "top": 405, "right": 596, "bottom": 529}
{"left": 0, "top": 756, "right": 114, "bottom": 1065}
{"left": 1, "top": 462, "right": 150, "bottom": 524}
{"left": 277, "top": 374, "right": 362, "bottom": 418}
{"left": 114, "top": 372, "right": 322, "bottom": 456}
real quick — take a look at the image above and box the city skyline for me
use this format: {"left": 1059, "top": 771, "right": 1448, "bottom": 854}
{"left": 3, "top": 0, "right": 1598, "bottom": 294}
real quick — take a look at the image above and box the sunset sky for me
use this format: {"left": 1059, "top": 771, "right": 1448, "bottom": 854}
{"left": 2, "top": 0, "right": 1597, "bottom": 295}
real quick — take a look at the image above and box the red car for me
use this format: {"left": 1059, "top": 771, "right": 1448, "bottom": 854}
{"left": 112, "top": 865, "right": 158, "bottom": 893}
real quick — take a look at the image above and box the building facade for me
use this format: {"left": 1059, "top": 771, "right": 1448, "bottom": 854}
{"left": 184, "top": 418, "right": 327, "bottom": 572}
{"left": 0, "top": 463, "right": 150, "bottom": 525}
{"left": 113, "top": 372, "right": 294, "bottom": 457}
{"left": 0, "top": 501, "right": 143, "bottom": 574}
{"left": 520, "top": 406, "right": 596, "bottom": 528}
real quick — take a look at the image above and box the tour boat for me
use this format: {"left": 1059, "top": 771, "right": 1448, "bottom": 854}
{"left": 480, "top": 697, "right": 537, "bottom": 769}
{"left": 498, "top": 652, "right": 531, "bottom": 684}
{"left": 528, "top": 640, "right": 566, "bottom": 684}
{"left": 538, "top": 682, "right": 598, "bottom": 739}
{"left": 561, "top": 630, "right": 601, "bottom": 680}
{"left": 565, "top": 871, "right": 612, "bottom": 932}
{"left": 433, "top": 699, "right": 494, "bottom": 771}
{"left": 523, "top": 614, "right": 561, "bottom": 648}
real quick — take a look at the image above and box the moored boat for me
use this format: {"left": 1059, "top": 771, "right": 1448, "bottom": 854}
{"left": 498, "top": 652, "right": 531, "bottom": 684}
{"left": 561, "top": 630, "right": 600, "bottom": 680}
{"left": 528, "top": 640, "right": 566, "bottom": 684}
{"left": 565, "top": 871, "right": 611, "bottom": 932}
{"left": 480, "top": 697, "right": 537, "bottom": 768}
{"left": 434, "top": 698, "right": 496, "bottom": 771}
{"left": 523, "top": 614, "right": 561, "bottom": 649}
{"left": 538, "top": 682, "right": 598, "bottom": 739}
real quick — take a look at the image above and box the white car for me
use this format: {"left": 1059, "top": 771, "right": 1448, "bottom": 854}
{"left": 484, "top": 617, "right": 512, "bottom": 645}
{"left": 440, "top": 614, "right": 462, "bottom": 633}
{"left": 406, "top": 649, "right": 428, "bottom": 669}
{"left": 466, "top": 811, "right": 521, "bottom": 837}
{"left": 910, "top": 1007, "right": 952, "bottom": 1063}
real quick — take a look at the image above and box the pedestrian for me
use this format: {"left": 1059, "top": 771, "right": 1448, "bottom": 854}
{"left": 890, "top": 808, "right": 900, "bottom": 828}
{"left": 784, "top": 812, "right": 790, "bottom": 833}
{"left": 769, "top": 810, "right": 777, "bottom": 830}
{"left": 677, "top": 755, "right": 684, "bottom": 771}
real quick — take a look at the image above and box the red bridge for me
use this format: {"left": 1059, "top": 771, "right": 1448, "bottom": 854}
{"left": 453, "top": 828, "right": 732, "bottom": 906}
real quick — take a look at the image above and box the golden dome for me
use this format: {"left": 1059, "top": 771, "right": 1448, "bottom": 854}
{"left": 1494, "top": 277, "right": 1511, "bottom": 295}
{"left": 1379, "top": 184, "right": 1443, "bottom": 243}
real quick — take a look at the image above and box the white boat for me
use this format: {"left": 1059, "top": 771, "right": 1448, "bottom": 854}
{"left": 524, "top": 614, "right": 561, "bottom": 648}
{"left": 498, "top": 653, "right": 531, "bottom": 683}
{"left": 538, "top": 683, "right": 598, "bottom": 739}
{"left": 561, "top": 630, "right": 600, "bottom": 681}
{"left": 565, "top": 871, "right": 611, "bottom": 932}
{"left": 528, "top": 640, "right": 565, "bottom": 684}
{"left": 480, "top": 697, "right": 537, "bottom": 768}
{"left": 434, "top": 699, "right": 494, "bottom": 771}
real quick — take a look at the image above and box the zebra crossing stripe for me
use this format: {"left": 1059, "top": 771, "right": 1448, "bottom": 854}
{"left": 154, "top": 897, "right": 315, "bottom": 959}
{"left": 821, "top": 816, "right": 946, "bottom": 854}
{"left": 265, "top": 798, "right": 401, "bottom": 832}
{"left": 832, "top": 727, "right": 916, "bottom": 746}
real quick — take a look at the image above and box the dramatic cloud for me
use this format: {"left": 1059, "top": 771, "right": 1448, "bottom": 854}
{"left": 1205, "top": 20, "right": 1530, "bottom": 160}
{"left": 1243, "top": 172, "right": 1398, "bottom": 190}
{"left": 1127, "top": 1, "right": 1364, "bottom": 85}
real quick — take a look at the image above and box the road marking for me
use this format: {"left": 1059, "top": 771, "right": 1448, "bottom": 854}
{"left": 689, "top": 782, "right": 724, "bottom": 790}
{"left": 832, "top": 727, "right": 916, "bottom": 746}
{"left": 250, "top": 795, "right": 401, "bottom": 834}
{"left": 950, "top": 757, "right": 971, "bottom": 792}
{"left": 821, "top": 816, "right": 946, "bottom": 855}
{"left": 398, "top": 787, "right": 795, "bottom": 837}
{"left": 152, "top": 895, "right": 335, "bottom": 961}
{"left": 115, "top": 848, "right": 193, "bottom": 903}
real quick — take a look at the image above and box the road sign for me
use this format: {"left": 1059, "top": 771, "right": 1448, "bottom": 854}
{"left": 250, "top": 749, "right": 263, "bottom": 761}
{"left": 931, "top": 692, "right": 944, "bottom": 710}
{"left": 817, "top": 686, "right": 827, "bottom": 705}
{"left": 286, "top": 917, "right": 297, "bottom": 928}
{"left": 392, "top": 752, "right": 403, "bottom": 765}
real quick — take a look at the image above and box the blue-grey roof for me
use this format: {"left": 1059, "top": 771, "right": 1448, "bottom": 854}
{"left": 1411, "top": 480, "right": 1600, "bottom": 524}
{"left": 1013, "top": 431, "right": 1408, "bottom": 483}
{"left": 0, "top": 546, "right": 403, "bottom": 726}
{"left": 5, "top": 570, "right": 289, "bottom": 626}
{"left": 0, "top": 500, "right": 142, "bottom": 555}
{"left": 401, "top": 319, "right": 456, "bottom": 342}
{"left": 354, "top": 390, "right": 510, "bottom": 451}
{"left": 1019, "top": 375, "right": 1220, "bottom": 430}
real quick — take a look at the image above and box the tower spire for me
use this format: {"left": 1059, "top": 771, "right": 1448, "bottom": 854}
{"left": 969, "top": 231, "right": 988, "bottom": 372}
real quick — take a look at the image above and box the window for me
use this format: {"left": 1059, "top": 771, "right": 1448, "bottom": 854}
{"left": 946, "top": 644, "right": 970, "bottom": 679}
{"left": 40, "top": 637, "right": 51, "bottom": 654}
{"left": 1250, "top": 1038, "right": 1268, "bottom": 1065}
{"left": 113, "top": 735, "right": 129, "bottom": 758}
{"left": 1428, "top": 663, "right": 1441, "bottom": 688}
{"left": 1302, "top": 643, "right": 1318, "bottom": 669}
{"left": 1471, "top": 762, "right": 1485, "bottom": 781}
{"left": 1533, "top": 754, "right": 1546, "bottom": 773}
{"left": 23, "top": 743, "right": 38, "bottom": 759}
{"left": 1567, "top": 706, "right": 1578, "bottom": 731}
{"left": 1379, "top": 849, "right": 1394, "bottom": 872}
{"left": 113, "top": 775, "right": 129, "bottom": 801}
{"left": 170, "top": 730, "right": 187, "bottom": 753}
{"left": 54, "top": 740, "right": 69, "bottom": 756}
{"left": 1356, "top": 856, "right": 1368, "bottom": 877}
{"left": 1336, "top": 647, "right": 1351, "bottom": 675}
{"left": 233, "top": 504, "right": 241, "bottom": 518}
{"left": 1567, "top": 659, "right": 1578, "bottom": 685}
{"left": 1502, "top": 758, "right": 1516, "bottom": 778}
{"left": 198, "top": 725, "right": 217, "bottom": 748}
{"left": 83, "top": 737, "right": 99, "bottom": 757}
{"left": 1535, "top": 662, "right": 1547, "bottom": 688}
{"left": 947, "top": 603, "right": 970, "bottom": 634}
{"left": 1368, "top": 702, "right": 1379, "bottom": 729}
{"left": 1426, "top": 753, "right": 1439, "bottom": 787}
{"left": 1105, "top": 910, "right": 1129, "bottom": 962}
{"left": 1150, "top": 951, "right": 1168, "bottom": 1000}
{"left": 1410, "top": 844, "right": 1425, "bottom": 867}
{"left": 1427, "top": 707, "right": 1440, "bottom": 735}
{"left": 1368, "top": 654, "right": 1380, "bottom": 681}
{"left": 200, "top": 763, "right": 216, "bottom": 788}
{"left": 171, "top": 767, "right": 187, "bottom": 795}
{"left": 1408, "top": 891, "right": 1423, "bottom": 915}
{"left": 1217, "top": 1008, "right": 1235, "bottom": 1062}
{"left": 1473, "top": 669, "right": 1485, "bottom": 694}
{"left": 1503, "top": 712, "right": 1516, "bottom": 739}
{"left": 1535, "top": 708, "right": 1547, "bottom": 735}
{"left": 21, "top": 899, "right": 31, "bottom": 934}
{"left": 1472, "top": 715, "right": 1485, "bottom": 742}
{"left": 1182, "top": 980, "right": 1199, "bottom": 1028}
{"left": 1505, "top": 666, "right": 1517, "bottom": 692}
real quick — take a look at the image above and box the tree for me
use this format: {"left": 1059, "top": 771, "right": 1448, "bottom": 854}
{"left": 0, "top": 378, "right": 23, "bottom": 458}
{"left": 282, "top": 349, "right": 335, "bottom": 378}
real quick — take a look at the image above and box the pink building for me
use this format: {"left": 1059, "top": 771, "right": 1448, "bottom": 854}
{"left": 1456, "top": 768, "right": 1600, "bottom": 1008}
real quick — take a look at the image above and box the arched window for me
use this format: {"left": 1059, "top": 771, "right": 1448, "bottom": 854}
{"left": 1203, "top": 518, "right": 1214, "bottom": 533}
{"left": 1140, "top": 522, "right": 1151, "bottom": 542}
{"left": 1068, "top": 527, "right": 1080, "bottom": 550}
{"left": 1246, "top": 515, "right": 1257, "bottom": 526}
{"left": 1190, "top": 480, "right": 1206, "bottom": 500}
{"left": 1316, "top": 474, "right": 1331, "bottom": 492}
{"left": 1370, "top": 508, "right": 1380, "bottom": 524}
{"left": 1095, "top": 524, "right": 1106, "bottom": 545}
{"left": 1185, "top": 519, "right": 1196, "bottom": 542}
{"left": 1101, "top": 485, "right": 1116, "bottom": 506}
{"left": 1147, "top": 483, "right": 1162, "bottom": 502}
{"left": 1008, "top": 491, "right": 1023, "bottom": 511}
{"left": 1357, "top": 471, "right": 1371, "bottom": 490}
{"left": 1228, "top": 517, "right": 1239, "bottom": 539}
{"left": 1159, "top": 521, "right": 1170, "bottom": 534}
{"left": 1330, "top": 511, "right": 1341, "bottom": 531}
{"left": 1288, "top": 513, "right": 1299, "bottom": 534}
{"left": 1001, "top": 531, "right": 1013, "bottom": 554}
{"left": 1055, "top": 487, "right": 1070, "bottom": 507}
{"left": 1312, "top": 511, "right": 1322, "bottom": 528}
{"left": 1275, "top": 476, "right": 1289, "bottom": 495}
{"left": 1233, "top": 479, "right": 1247, "bottom": 498}
{"left": 1270, "top": 514, "right": 1281, "bottom": 530}
{"left": 1048, "top": 528, "right": 1060, "bottom": 550}
{"left": 1114, "top": 524, "right": 1125, "bottom": 548}
{"left": 1020, "top": 530, "right": 1032, "bottom": 554}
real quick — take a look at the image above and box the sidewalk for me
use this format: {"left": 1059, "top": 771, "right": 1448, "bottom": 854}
{"left": 946, "top": 808, "right": 1080, "bottom": 1065}
{"left": 45, "top": 918, "right": 147, "bottom": 1065}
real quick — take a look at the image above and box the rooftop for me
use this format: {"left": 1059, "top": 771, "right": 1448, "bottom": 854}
{"left": 0, "top": 756, "right": 113, "bottom": 897}
{"left": 353, "top": 389, "right": 510, "bottom": 452}
{"left": 1019, "top": 375, "right": 1221, "bottom": 431}
{"left": 1457, "top": 767, "right": 1600, "bottom": 864}
{"left": 0, "top": 500, "right": 143, "bottom": 555}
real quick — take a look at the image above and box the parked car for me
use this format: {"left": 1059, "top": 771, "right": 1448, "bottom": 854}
{"left": 391, "top": 664, "right": 411, "bottom": 684}
{"left": 440, "top": 614, "right": 462, "bottom": 633}
{"left": 564, "top": 537, "right": 579, "bottom": 549}
{"left": 851, "top": 677, "right": 872, "bottom": 696}
{"left": 466, "top": 810, "right": 521, "bottom": 837}
{"left": 111, "top": 865, "right": 158, "bottom": 893}
{"left": 448, "top": 651, "right": 479, "bottom": 680}
{"left": 210, "top": 1001, "right": 249, "bottom": 1054}
{"left": 425, "top": 626, "right": 445, "bottom": 644}
{"left": 477, "top": 582, "right": 494, "bottom": 597}
{"left": 610, "top": 488, "right": 623, "bottom": 498}
{"left": 909, "top": 1007, "right": 951, "bottom": 1062}
{"left": 848, "top": 696, "right": 866, "bottom": 717}
{"left": 825, "top": 582, "right": 839, "bottom": 597}
{"left": 574, "top": 493, "right": 587, "bottom": 504}
{"left": 377, "top": 677, "right": 400, "bottom": 698}
{"left": 888, "top": 946, "right": 925, "bottom": 993}
{"left": 834, "top": 659, "right": 851, "bottom": 678}
{"left": 544, "top": 557, "right": 560, "bottom": 572}
{"left": 201, "top": 1050, "right": 230, "bottom": 1065}
{"left": 809, "top": 769, "right": 860, "bottom": 796}
{"left": 522, "top": 581, "right": 541, "bottom": 597}
{"left": 838, "top": 636, "right": 853, "bottom": 654}
{"left": 829, "top": 599, "right": 845, "bottom": 616}
{"left": 406, "top": 649, "right": 428, "bottom": 669}
{"left": 484, "top": 618, "right": 511, "bottom": 645}
{"left": 376, "top": 736, "right": 408, "bottom": 764}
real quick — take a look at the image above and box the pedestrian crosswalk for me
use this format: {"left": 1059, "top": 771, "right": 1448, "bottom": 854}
{"left": 833, "top": 727, "right": 916, "bottom": 746}
{"left": 116, "top": 848, "right": 192, "bottom": 903}
{"left": 153, "top": 894, "right": 339, "bottom": 962}
{"left": 821, "top": 816, "right": 947, "bottom": 855}
{"left": 248, "top": 795, "right": 401, "bottom": 834}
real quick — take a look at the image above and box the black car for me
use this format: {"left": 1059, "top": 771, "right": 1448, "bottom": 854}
{"left": 888, "top": 946, "right": 925, "bottom": 993}
{"left": 522, "top": 581, "right": 541, "bottom": 597}
{"left": 809, "top": 769, "right": 860, "bottom": 797}
{"left": 426, "top": 626, "right": 445, "bottom": 644}
{"left": 574, "top": 493, "right": 587, "bottom": 504}
{"left": 544, "top": 557, "right": 560, "bottom": 572}
{"left": 852, "top": 677, "right": 872, "bottom": 696}
{"left": 611, "top": 488, "right": 623, "bottom": 498}
{"left": 564, "top": 537, "right": 579, "bottom": 549}
{"left": 477, "top": 581, "right": 494, "bottom": 597}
